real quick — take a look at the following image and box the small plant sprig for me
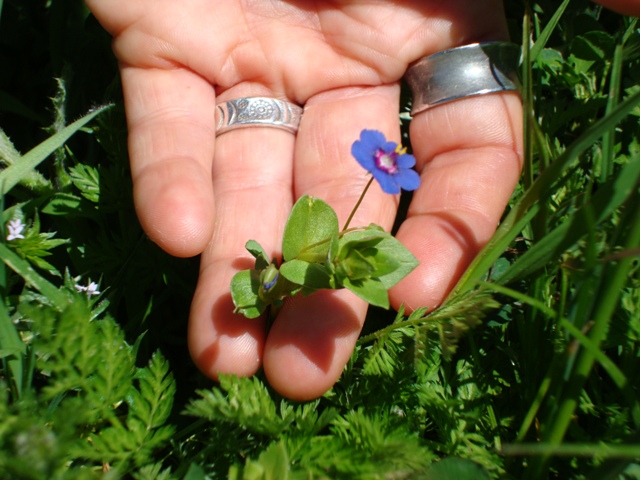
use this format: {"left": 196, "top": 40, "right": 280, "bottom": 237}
{"left": 231, "top": 129, "right": 421, "bottom": 318}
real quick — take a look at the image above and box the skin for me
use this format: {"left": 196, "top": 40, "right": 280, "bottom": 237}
{"left": 593, "top": 0, "right": 640, "bottom": 15}
{"left": 85, "top": 0, "right": 636, "bottom": 401}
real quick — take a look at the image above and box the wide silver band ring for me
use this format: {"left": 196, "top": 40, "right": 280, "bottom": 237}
{"left": 216, "top": 97, "right": 303, "bottom": 135}
{"left": 405, "top": 42, "right": 521, "bottom": 115}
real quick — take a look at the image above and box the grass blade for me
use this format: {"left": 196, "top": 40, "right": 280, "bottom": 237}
{"left": 447, "top": 88, "right": 640, "bottom": 302}
{"left": 600, "top": 42, "right": 624, "bottom": 182}
{"left": 528, "top": 191, "right": 640, "bottom": 477}
{"left": 497, "top": 156, "right": 640, "bottom": 284}
{"left": 530, "top": 0, "right": 572, "bottom": 62}
{"left": 0, "top": 104, "right": 112, "bottom": 195}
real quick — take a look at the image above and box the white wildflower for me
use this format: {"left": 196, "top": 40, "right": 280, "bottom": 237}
{"left": 85, "top": 282, "right": 101, "bottom": 296}
{"left": 6, "top": 218, "right": 25, "bottom": 241}
{"left": 75, "top": 280, "right": 101, "bottom": 297}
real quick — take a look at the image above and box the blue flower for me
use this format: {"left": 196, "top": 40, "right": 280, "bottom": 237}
{"left": 351, "top": 130, "right": 421, "bottom": 194}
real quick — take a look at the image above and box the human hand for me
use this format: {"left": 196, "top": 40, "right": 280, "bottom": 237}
{"left": 593, "top": 0, "right": 640, "bottom": 15}
{"left": 85, "top": 0, "right": 523, "bottom": 400}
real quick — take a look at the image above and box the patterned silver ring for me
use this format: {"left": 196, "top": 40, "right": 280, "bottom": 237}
{"left": 215, "top": 97, "right": 303, "bottom": 135}
{"left": 405, "top": 42, "right": 521, "bottom": 115}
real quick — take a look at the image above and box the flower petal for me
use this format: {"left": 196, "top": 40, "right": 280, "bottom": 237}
{"left": 395, "top": 167, "right": 421, "bottom": 191}
{"left": 372, "top": 169, "right": 401, "bottom": 194}
{"left": 396, "top": 153, "right": 416, "bottom": 169}
{"left": 351, "top": 140, "right": 376, "bottom": 171}
{"left": 360, "top": 129, "right": 386, "bottom": 149}
{"left": 382, "top": 140, "right": 399, "bottom": 154}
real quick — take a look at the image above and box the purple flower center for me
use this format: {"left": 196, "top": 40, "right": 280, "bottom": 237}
{"left": 374, "top": 149, "right": 399, "bottom": 174}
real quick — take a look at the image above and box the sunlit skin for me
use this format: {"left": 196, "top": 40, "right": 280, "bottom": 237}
{"left": 85, "top": 0, "right": 637, "bottom": 401}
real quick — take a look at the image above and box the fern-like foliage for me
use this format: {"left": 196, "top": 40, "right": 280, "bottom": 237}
{"left": 362, "top": 305, "right": 427, "bottom": 377}
{"left": 131, "top": 463, "right": 175, "bottom": 480}
{"left": 187, "top": 375, "right": 441, "bottom": 478}
{"left": 227, "top": 408, "right": 436, "bottom": 479}
{"left": 431, "top": 291, "right": 501, "bottom": 360}
{"left": 360, "top": 291, "right": 501, "bottom": 379}
{"left": 82, "top": 351, "right": 176, "bottom": 466}
{"left": 185, "top": 375, "right": 294, "bottom": 437}
{"left": 0, "top": 297, "right": 177, "bottom": 478}
{"left": 69, "top": 164, "right": 101, "bottom": 204}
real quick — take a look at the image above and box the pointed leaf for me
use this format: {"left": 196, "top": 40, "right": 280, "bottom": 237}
{"left": 0, "top": 243, "right": 68, "bottom": 309}
{"left": 340, "top": 248, "right": 376, "bottom": 280}
{"left": 342, "top": 276, "right": 389, "bottom": 309}
{"left": 338, "top": 227, "right": 418, "bottom": 288}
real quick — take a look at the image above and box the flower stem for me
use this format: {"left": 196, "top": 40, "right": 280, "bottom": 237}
{"left": 342, "top": 176, "right": 374, "bottom": 231}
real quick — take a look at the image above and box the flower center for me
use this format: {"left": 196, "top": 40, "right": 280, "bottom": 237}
{"left": 374, "top": 149, "right": 399, "bottom": 174}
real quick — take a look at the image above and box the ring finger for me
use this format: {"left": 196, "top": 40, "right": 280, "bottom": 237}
{"left": 188, "top": 88, "right": 298, "bottom": 380}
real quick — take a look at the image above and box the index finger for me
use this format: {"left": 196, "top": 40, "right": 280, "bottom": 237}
{"left": 121, "top": 66, "right": 217, "bottom": 257}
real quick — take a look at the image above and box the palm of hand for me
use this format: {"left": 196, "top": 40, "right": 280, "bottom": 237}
{"left": 86, "top": 0, "right": 521, "bottom": 401}
{"left": 93, "top": 0, "right": 505, "bottom": 99}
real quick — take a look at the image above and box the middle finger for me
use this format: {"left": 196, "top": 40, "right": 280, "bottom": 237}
{"left": 262, "top": 84, "right": 403, "bottom": 400}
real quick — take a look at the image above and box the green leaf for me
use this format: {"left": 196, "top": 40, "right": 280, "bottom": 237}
{"left": 41, "top": 192, "right": 85, "bottom": 216}
{"left": 570, "top": 31, "right": 614, "bottom": 62}
{"left": 373, "top": 236, "right": 418, "bottom": 288}
{"left": 0, "top": 299, "right": 24, "bottom": 399}
{"left": 279, "top": 259, "right": 333, "bottom": 289}
{"left": 339, "top": 247, "right": 376, "bottom": 280}
{"left": 0, "top": 128, "right": 50, "bottom": 191}
{"left": 183, "top": 463, "right": 207, "bottom": 480}
{"left": 0, "top": 347, "right": 23, "bottom": 359}
{"left": 338, "top": 227, "right": 418, "bottom": 289}
{"left": 0, "top": 243, "right": 69, "bottom": 310}
{"left": 339, "top": 227, "right": 386, "bottom": 253}
{"left": 419, "top": 457, "right": 491, "bottom": 480}
{"left": 367, "top": 247, "right": 401, "bottom": 279}
{"left": 230, "top": 269, "right": 266, "bottom": 319}
{"left": 69, "top": 163, "right": 101, "bottom": 202}
{"left": 246, "top": 240, "right": 270, "bottom": 270}
{"left": 132, "top": 463, "right": 175, "bottom": 480}
{"left": 282, "top": 195, "right": 338, "bottom": 262}
{"left": 530, "top": 0, "right": 571, "bottom": 62}
{"left": 0, "top": 104, "right": 112, "bottom": 195}
{"left": 342, "top": 276, "right": 389, "bottom": 309}
{"left": 114, "top": 351, "right": 177, "bottom": 464}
